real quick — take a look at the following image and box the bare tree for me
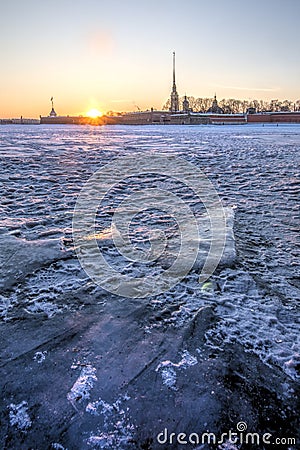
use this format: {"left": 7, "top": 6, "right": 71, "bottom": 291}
{"left": 162, "top": 99, "right": 171, "bottom": 110}
{"left": 162, "top": 97, "right": 298, "bottom": 113}
{"left": 281, "top": 100, "right": 293, "bottom": 111}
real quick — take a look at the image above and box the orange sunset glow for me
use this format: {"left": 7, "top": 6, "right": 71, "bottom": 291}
{"left": 86, "top": 109, "right": 103, "bottom": 118}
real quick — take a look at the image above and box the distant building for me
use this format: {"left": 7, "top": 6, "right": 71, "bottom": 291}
{"left": 246, "top": 107, "right": 256, "bottom": 114}
{"left": 182, "top": 95, "right": 190, "bottom": 113}
{"left": 206, "top": 95, "right": 224, "bottom": 114}
{"left": 170, "top": 52, "right": 179, "bottom": 112}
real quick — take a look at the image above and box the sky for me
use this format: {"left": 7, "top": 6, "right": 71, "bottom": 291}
{"left": 0, "top": 0, "right": 299, "bottom": 118}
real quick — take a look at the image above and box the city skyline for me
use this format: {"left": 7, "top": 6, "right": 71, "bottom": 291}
{"left": 1, "top": 0, "right": 300, "bottom": 118}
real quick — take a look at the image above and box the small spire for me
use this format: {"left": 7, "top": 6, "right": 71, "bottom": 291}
{"left": 49, "top": 96, "right": 57, "bottom": 117}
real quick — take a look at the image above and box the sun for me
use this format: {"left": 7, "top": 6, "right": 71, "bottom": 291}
{"left": 86, "top": 108, "right": 103, "bottom": 118}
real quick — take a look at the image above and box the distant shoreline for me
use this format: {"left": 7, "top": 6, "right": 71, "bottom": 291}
{"left": 2, "top": 110, "right": 300, "bottom": 126}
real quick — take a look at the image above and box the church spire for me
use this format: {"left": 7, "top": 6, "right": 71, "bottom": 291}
{"left": 170, "top": 51, "right": 179, "bottom": 112}
{"left": 49, "top": 96, "right": 57, "bottom": 117}
{"left": 173, "top": 51, "right": 176, "bottom": 87}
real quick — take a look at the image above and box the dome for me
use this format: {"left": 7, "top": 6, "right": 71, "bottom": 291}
{"left": 206, "top": 95, "right": 224, "bottom": 114}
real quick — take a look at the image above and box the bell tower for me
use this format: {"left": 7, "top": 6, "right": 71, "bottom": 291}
{"left": 182, "top": 94, "right": 190, "bottom": 113}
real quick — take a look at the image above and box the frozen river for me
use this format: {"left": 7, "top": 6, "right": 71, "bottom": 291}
{"left": 0, "top": 124, "right": 299, "bottom": 448}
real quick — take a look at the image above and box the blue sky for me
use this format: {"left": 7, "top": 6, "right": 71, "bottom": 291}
{"left": 0, "top": 0, "right": 299, "bottom": 117}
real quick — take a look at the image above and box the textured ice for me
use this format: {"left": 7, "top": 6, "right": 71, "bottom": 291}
{"left": 0, "top": 294, "right": 13, "bottom": 319}
{"left": 0, "top": 234, "right": 67, "bottom": 291}
{"left": 1, "top": 259, "right": 88, "bottom": 320}
{"left": 33, "top": 351, "right": 47, "bottom": 364}
{"left": 9, "top": 401, "right": 32, "bottom": 431}
{"left": 159, "top": 367, "right": 177, "bottom": 390}
{"left": 0, "top": 124, "right": 299, "bottom": 382}
{"left": 25, "top": 300, "right": 60, "bottom": 317}
{"left": 87, "top": 425, "right": 135, "bottom": 450}
{"left": 156, "top": 350, "right": 198, "bottom": 390}
{"left": 218, "top": 441, "right": 240, "bottom": 450}
{"left": 203, "top": 268, "right": 300, "bottom": 378}
{"left": 67, "top": 365, "right": 97, "bottom": 404}
{"left": 86, "top": 398, "right": 115, "bottom": 416}
{"left": 86, "top": 395, "right": 134, "bottom": 449}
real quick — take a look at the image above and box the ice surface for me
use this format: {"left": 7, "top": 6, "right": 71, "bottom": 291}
{"left": 0, "top": 124, "right": 299, "bottom": 448}
{"left": 0, "top": 124, "right": 298, "bottom": 377}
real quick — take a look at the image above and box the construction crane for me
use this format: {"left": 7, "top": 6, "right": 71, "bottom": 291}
{"left": 132, "top": 102, "right": 141, "bottom": 111}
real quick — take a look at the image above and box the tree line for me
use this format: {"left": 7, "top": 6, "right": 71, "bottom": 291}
{"left": 162, "top": 97, "right": 300, "bottom": 113}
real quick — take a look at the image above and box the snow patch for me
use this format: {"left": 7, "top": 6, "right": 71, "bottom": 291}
{"left": 218, "top": 440, "right": 240, "bottom": 450}
{"left": 25, "top": 300, "right": 60, "bottom": 318}
{"left": 67, "top": 365, "right": 97, "bottom": 405}
{"left": 33, "top": 351, "right": 47, "bottom": 364}
{"left": 52, "top": 444, "right": 68, "bottom": 450}
{"left": 0, "top": 294, "right": 14, "bottom": 319}
{"left": 86, "top": 395, "right": 134, "bottom": 449}
{"left": 160, "top": 366, "right": 177, "bottom": 390}
{"left": 156, "top": 350, "right": 198, "bottom": 390}
{"left": 9, "top": 401, "right": 32, "bottom": 431}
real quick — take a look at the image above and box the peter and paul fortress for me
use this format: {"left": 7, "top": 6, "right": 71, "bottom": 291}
{"left": 38, "top": 52, "right": 300, "bottom": 126}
